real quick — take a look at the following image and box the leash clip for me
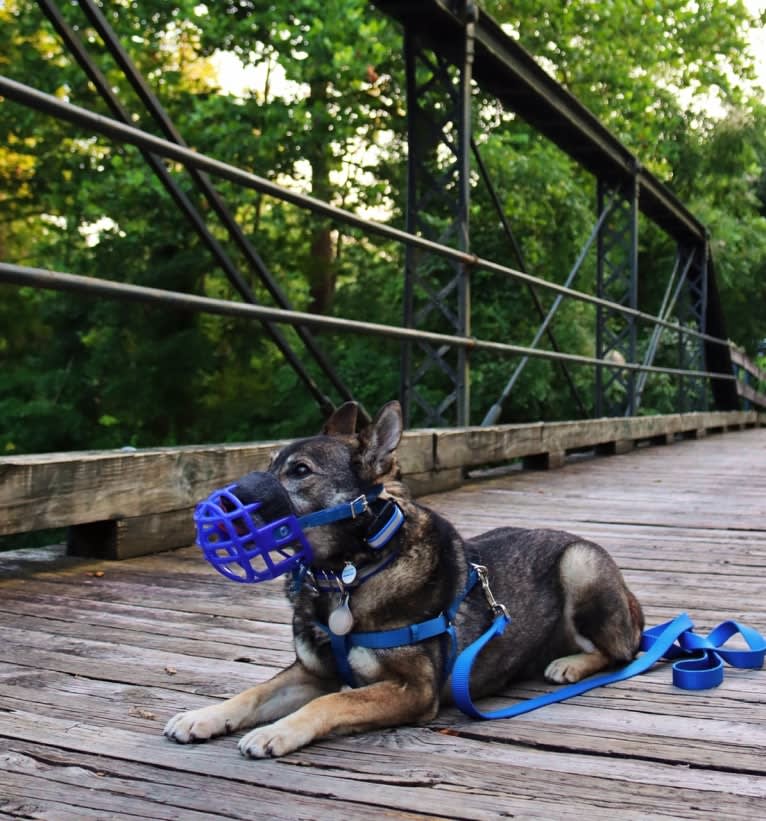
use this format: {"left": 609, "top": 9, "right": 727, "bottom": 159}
{"left": 473, "top": 563, "right": 510, "bottom": 621}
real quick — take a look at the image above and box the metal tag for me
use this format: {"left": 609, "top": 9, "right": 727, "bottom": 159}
{"left": 328, "top": 597, "right": 354, "bottom": 635}
{"left": 341, "top": 563, "right": 358, "bottom": 586}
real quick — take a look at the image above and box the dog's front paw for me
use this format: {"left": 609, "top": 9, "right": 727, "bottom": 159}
{"left": 238, "top": 718, "right": 313, "bottom": 759}
{"left": 544, "top": 650, "right": 607, "bottom": 684}
{"left": 544, "top": 656, "right": 583, "bottom": 684}
{"left": 163, "top": 705, "right": 233, "bottom": 744}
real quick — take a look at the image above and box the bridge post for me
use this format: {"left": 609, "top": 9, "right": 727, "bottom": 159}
{"left": 676, "top": 242, "right": 709, "bottom": 412}
{"left": 400, "top": 2, "right": 477, "bottom": 427}
{"left": 595, "top": 177, "right": 639, "bottom": 417}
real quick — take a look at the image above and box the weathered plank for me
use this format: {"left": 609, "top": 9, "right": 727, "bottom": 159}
{"left": 0, "top": 431, "right": 435, "bottom": 538}
{"left": 2, "top": 412, "right": 762, "bottom": 553}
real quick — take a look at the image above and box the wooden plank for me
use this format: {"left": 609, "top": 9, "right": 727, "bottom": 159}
{"left": 68, "top": 507, "right": 196, "bottom": 559}
{"left": 0, "top": 442, "right": 281, "bottom": 536}
{"left": 730, "top": 345, "right": 766, "bottom": 382}
{"left": 737, "top": 380, "right": 766, "bottom": 408}
{"left": 2, "top": 712, "right": 764, "bottom": 820}
{"left": 434, "top": 422, "right": 543, "bottom": 469}
{"left": 2, "top": 412, "right": 759, "bottom": 540}
{"left": 0, "top": 742, "right": 429, "bottom": 821}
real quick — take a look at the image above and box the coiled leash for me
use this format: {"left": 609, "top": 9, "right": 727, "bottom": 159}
{"left": 451, "top": 601, "right": 766, "bottom": 720}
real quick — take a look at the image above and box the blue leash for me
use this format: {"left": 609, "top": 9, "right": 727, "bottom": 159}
{"left": 451, "top": 611, "right": 766, "bottom": 720}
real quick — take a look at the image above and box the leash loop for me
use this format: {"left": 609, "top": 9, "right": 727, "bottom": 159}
{"left": 640, "top": 618, "right": 766, "bottom": 691}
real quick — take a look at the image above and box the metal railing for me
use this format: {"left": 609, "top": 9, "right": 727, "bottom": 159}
{"left": 0, "top": 72, "right": 748, "bottom": 417}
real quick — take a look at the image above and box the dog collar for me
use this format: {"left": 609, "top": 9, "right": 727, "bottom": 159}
{"left": 292, "top": 498, "right": 406, "bottom": 594}
{"left": 298, "top": 545, "right": 400, "bottom": 594}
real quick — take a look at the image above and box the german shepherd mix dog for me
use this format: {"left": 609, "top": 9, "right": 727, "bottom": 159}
{"left": 164, "top": 401, "right": 643, "bottom": 758}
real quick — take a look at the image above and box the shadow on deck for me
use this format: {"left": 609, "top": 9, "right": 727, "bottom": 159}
{"left": 1, "top": 427, "right": 765, "bottom": 819}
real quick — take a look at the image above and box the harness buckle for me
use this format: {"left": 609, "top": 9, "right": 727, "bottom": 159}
{"left": 350, "top": 494, "right": 369, "bottom": 518}
{"left": 473, "top": 563, "right": 510, "bottom": 621}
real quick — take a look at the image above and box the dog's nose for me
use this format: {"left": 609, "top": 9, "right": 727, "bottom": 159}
{"left": 230, "top": 471, "right": 294, "bottom": 522}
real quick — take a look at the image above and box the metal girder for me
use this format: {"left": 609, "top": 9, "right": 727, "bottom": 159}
{"left": 676, "top": 244, "right": 709, "bottom": 412}
{"left": 595, "top": 180, "right": 638, "bottom": 417}
{"left": 40, "top": 0, "right": 357, "bottom": 418}
{"left": 473, "top": 137, "right": 588, "bottom": 425}
{"left": 373, "top": 0, "right": 706, "bottom": 245}
{"left": 481, "top": 190, "right": 618, "bottom": 425}
{"left": 400, "top": 5, "right": 476, "bottom": 427}
{"left": 634, "top": 246, "right": 694, "bottom": 412}
{"left": 374, "top": 0, "right": 738, "bottom": 415}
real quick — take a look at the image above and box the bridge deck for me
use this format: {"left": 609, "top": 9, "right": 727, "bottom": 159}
{"left": 1, "top": 428, "right": 765, "bottom": 819}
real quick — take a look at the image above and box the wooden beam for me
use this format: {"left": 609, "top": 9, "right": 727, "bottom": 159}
{"left": 0, "top": 412, "right": 759, "bottom": 557}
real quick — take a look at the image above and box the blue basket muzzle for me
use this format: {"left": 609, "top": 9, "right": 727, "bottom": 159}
{"left": 194, "top": 485, "right": 313, "bottom": 583}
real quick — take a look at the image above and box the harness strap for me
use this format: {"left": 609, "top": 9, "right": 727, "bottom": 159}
{"left": 451, "top": 612, "right": 766, "bottom": 720}
{"left": 320, "top": 566, "right": 481, "bottom": 687}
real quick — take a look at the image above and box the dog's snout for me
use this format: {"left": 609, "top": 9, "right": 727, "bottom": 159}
{"left": 230, "top": 471, "right": 294, "bottom": 522}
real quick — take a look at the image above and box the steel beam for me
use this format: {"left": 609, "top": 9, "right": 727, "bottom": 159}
{"left": 0, "top": 262, "right": 736, "bottom": 384}
{"left": 0, "top": 75, "right": 731, "bottom": 354}
{"left": 373, "top": 0, "right": 706, "bottom": 244}
{"left": 595, "top": 180, "right": 639, "bottom": 417}
{"left": 401, "top": 3, "right": 476, "bottom": 427}
{"left": 676, "top": 244, "right": 709, "bottom": 412}
{"left": 73, "top": 0, "right": 355, "bottom": 414}
{"left": 37, "top": 0, "right": 337, "bottom": 416}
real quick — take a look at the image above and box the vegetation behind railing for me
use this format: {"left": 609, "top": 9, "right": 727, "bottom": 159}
{"left": 730, "top": 346, "right": 766, "bottom": 409}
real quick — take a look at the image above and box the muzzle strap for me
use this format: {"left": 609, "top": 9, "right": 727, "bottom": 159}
{"left": 297, "top": 485, "right": 384, "bottom": 529}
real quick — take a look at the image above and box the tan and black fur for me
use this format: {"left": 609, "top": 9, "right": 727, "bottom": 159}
{"left": 164, "top": 400, "right": 644, "bottom": 758}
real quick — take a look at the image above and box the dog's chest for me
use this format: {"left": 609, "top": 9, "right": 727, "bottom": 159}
{"left": 294, "top": 626, "right": 384, "bottom": 685}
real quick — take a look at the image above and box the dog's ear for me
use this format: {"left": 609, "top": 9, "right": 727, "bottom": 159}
{"left": 322, "top": 401, "right": 359, "bottom": 436}
{"left": 359, "top": 401, "right": 402, "bottom": 477}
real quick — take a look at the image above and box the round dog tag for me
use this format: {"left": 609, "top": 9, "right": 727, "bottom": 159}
{"left": 328, "top": 598, "right": 354, "bottom": 635}
{"left": 341, "top": 563, "right": 357, "bottom": 586}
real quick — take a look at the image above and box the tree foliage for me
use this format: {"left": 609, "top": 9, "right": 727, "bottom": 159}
{"left": 1, "top": 0, "right": 764, "bottom": 454}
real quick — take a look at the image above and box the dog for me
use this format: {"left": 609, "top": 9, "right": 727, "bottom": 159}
{"left": 164, "top": 400, "right": 644, "bottom": 758}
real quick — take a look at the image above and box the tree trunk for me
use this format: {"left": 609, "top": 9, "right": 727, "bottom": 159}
{"left": 306, "top": 78, "right": 336, "bottom": 317}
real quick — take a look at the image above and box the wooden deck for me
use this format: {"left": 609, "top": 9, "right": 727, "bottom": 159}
{"left": 1, "top": 427, "right": 765, "bottom": 819}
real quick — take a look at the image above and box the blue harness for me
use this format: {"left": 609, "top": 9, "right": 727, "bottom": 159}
{"left": 317, "top": 564, "right": 485, "bottom": 688}
{"left": 304, "top": 525, "right": 766, "bottom": 716}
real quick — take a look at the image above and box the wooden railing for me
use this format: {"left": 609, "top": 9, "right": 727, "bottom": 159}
{"left": 730, "top": 345, "right": 766, "bottom": 409}
{"left": 1, "top": 410, "right": 762, "bottom": 560}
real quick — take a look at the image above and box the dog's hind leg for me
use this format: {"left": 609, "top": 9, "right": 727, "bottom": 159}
{"left": 164, "top": 661, "right": 336, "bottom": 744}
{"left": 544, "top": 542, "right": 644, "bottom": 684}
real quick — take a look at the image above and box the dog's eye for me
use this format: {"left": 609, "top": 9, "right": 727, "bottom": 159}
{"left": 288, "top": 462, "right": 312, "bottom": 479}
